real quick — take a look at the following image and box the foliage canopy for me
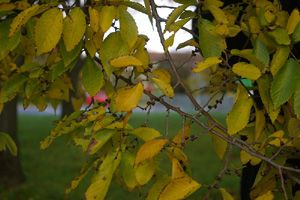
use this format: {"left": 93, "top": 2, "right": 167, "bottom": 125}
{"left": 1, "top": 0, "right": 300, "bottom": 199}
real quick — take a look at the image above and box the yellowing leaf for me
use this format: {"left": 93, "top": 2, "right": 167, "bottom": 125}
{"left": 255, "top": 108, "right": 265, "bottom": 141}
{"left": 86, "top": 130, "right": 117, "bottom": 155}
{"left": 89, "top": 7, "right": 100, "bottom": 32}
{"left": 270, "top": 45, "right": 289, "bottom": 76}
{"left": 63, "top": 7, "right": 86, "bottom": 51}
{"left": 146, "top": 175, "right": 171, "bottom": 200}
{"left": 209, "top": 122, "right": 228, "bottom": 160}
{"left": 9, "top": 4, "right": 39, "bottom": 37}
{"left": 158, "top": 176, "right": 201, "bottom": 200}
{"left": 115, "top": 83, "right": 143, "bottom": 112}
{"left": 231, "top": 49, "right": 265, "bottom": 70}
{"left": 152, "top": 69, "right": 172, "bottom": 84}
{"left": 204, "top": 4, "right": 228, "bottom": 24}
{"left": 134, "top": 139, "right": 168, "bottom": 165}
{"left": 121, "top": 152, "right": 137, "bottom": 191}
{"left": 286, "top": 9, "right": 300, "bottom": 35}
{"left": 35, "top": 8, "right": 63, "bottom": 56}
{"left": 164, "top": 4, "right": 190, "bottom": 33}
{"left": 248, "top": 16, "right": 261, "bottom": 34}
{"left": 266, "top": 28, "right": 291, "bottom": 45}
{"left": 219, "top": 188, "right": 234, "bottom": 200}
{"left": 193, "top": 57, "right": 222, "bottom": 73}
{"left": 172, "top": 123, "right": 190, "bottom": 148}
{"left": 240, "top": 150, "right": 251, "bottom": 164}
{"left": 82, "top": 56, "right": 103, "bottom": 97}
{"left": 119, "top": 7, "right": 138, "bottom": 48}
{"left": 152, "top": 78, "right": 174, "bottom": 99}
{"left": 172, "top": 158, "right": 185, "bottom": 179}
{"left": 164, "top": 34, "right": 175, "bottom": 53}
{"left": 255, "top": 190, "right": 274, "bottom": 200}
{"left": 0, "top": 132, "right": 17, "bottom": 156}
{"left": 232, "top": 62, "right": 262, "bottom": 80}
{"left": 109, "top": 55, "right": 142, "bottom": 68}
{"left": 135, "top": 158, "right": 155, "bottom": 185}
{"left": 129, "top": 127, "right": 162, "bottom": 141}
{"left": 226, "top": 98, "right": 253, "bottom": 135}
{"left": 0, "top": 75, "right": 28, "bottom": 103}
{"left": 99, "top": 6, "right": 115, "bottom": 32}
{"left": 85, "top": 150, "right": 121, "bottom": 200}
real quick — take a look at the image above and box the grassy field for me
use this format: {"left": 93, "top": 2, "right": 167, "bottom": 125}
{"left": 0, "top": 111, "right": 242, "bottom": 200}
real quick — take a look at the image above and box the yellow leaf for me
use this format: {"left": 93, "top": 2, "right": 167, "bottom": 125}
{"left": 135, "top": 158, "right": 155, "bottom": 185}
{"left": 93, "top": 29, "right": 103, "bottom": 50}
{"left": 172, "top": 123, "right": 190, "bottom": 148}
{"left": 248, "top": 16, "right": 261, "bottom": 34}
{"left": 115, "top": 83, "right": 143, "bottom": 112}
{"left": 0, "top": 3, "right": 16, "bottom": 12}
{"left": 151, "top": 78, "right": 174, "bottom": 99}
{"left": 204, "top": 0, "right": 224, "bottom": 7}
{"left": 234, "top": 84, "right": 249, "bottom": 105}
{"left": 286, "top": 9, "right": 300, "bottom": 35}
{"left": 71, "top": 97, "right": 84, "bottom": 111}
{"left": 134, "top": 139, "right": 168, "bottom": 165}
{"left": 172, "top": 158, "right": 185, "bottom": 179}
{"left": 240, "top": 150, "right": 251, "bottom": 164}
{"left": 146, "top": 175, "right": 172, "bottom": 200}
{"left": 219, "top": 188, "right": 234, "bottom": 200}
{"left": 215, "top": 24, "right": 229, "bottom": 35}
{"left": 232, "top": 62, "right": 262, "bottom": 80}
{"left": 255, "top": 190, "right": 274, "bottom": 200}
{"left": 9, "top": 4, "right": 40, "bottom": 38}
{"left": 36, "top": 95, "right": 47, "bottom": 111}
{"left": 99, "top": 6, "right": 115, "bottom": 32}
{"left": 158, "top": 176, "right": 201, "bottom": 200}
{"left": 119, "top": 7, "right": 138, "bottom": 48}
{"left": 63, "top": 7, "right": 86, "bottom": 51}
{"left": 89, "top": 7, "right": 100, "bottom": 32}
{"left": 93, "top": 116, "right": 115, "bottom": 132}
{"left": 193, "top": 57, "right": 222, "bottom": 73}
{"left": 129, "top": 127, "right": 162, "bottom": 141}
{"left": 85, "top": 26, "right": 97, "bottom": 57}
{"left": 35, "top": 8, "right": 63, "bottom": 56}
{"left": 226, "top": 98, "right": 253, "bottom": 135}
{"left": 109, "top": 55, "right": 143, "bottom": 68}
{"left": 152, "top": 69, "right": 172, "bottom": 84}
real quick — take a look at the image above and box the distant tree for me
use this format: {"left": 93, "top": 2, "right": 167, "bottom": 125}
{"left": 1, "top": 0, "right": 300, "bottom": 199}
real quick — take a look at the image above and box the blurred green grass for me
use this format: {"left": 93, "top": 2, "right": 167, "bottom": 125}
{"left": 0, "top": 112, "right": 241, "bottom": 200}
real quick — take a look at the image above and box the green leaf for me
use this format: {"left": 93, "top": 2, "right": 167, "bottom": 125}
{"left": 0, "top": 132, "right": 17, "bottom": 156}
{"left": 35, "top": 8, "right": 63, "bottom": 55}
{"left": 121, "top": 152, "right": 138, "bottom": 191}
{"left": 119, "top": 1, "right": 148, "bottom": 15}
{"left": 119, "top": 7, "right": 138, "bottom": 49}
{"left": 20, "top": 61, "right": 40, "bottom": 72}
{"left": 0, "top": 75, "right": 28, "bottom": 103}
{"left": 292, "top": 22, "right": 300, "bottom": 42}
{"left": 226, "top": 98, "right": 253, "bottom": 135}
{"left": 134, "top": 139, "right": 169, "bottom": 165}
{"left": 266, "top": 28, "right": 291, "bottom": 45}
{"left": 294, "top": 82, "right": 300, "bottom": 119}
{"left": 85, "top": 149, "right": 121, "bottom": 200}
{"left": 86, "top": 130, "right": 117, "bottom": 155}
{"left": 197, "top": 20, "right": 222, "bottom": 59}
{"left": 270, "top": 45, "right": 290, "bottom": 76}
{"left": 52, "top": 58, "right": 77, "bottom": 81}
{"left": 129, "top": 127, "right": 162, "bottom": 141}
{"left": 164, "top": 4, "right": 190, "bottom": 33}
{"left": 82, "top": 56, "right": 104, "bottom": 97}
{"left": 63, "top": 7, "right": 86, "bottom": 51}
{"left": 9, "top": 4, "right": 40, "bottom": 37}
{"left": 0, "top": 19, "right": 21, "bottom": 60}
{"left": 99, "top": 32, "right": 130, "bottom": 77}
{"left": 59, "top": 39, "right": 82, "bottom": 67}
{"left": 115, "top": 83, "right": 144, "bottom": 112}
{"left": 271, "top": 58, "right": 300, "bottom": 109}
{"left": 158, "top": 176, "right": 201, "bottom": 200}
{"left": 232, "top": 62, "right": 262, "bottom": 80}
{"left": 253, "top": 38, "right": 269, "bottom": 67}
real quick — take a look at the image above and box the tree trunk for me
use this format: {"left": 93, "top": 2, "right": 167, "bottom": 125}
{"left": 0, "top": 98, "right": 25, "bottom": 189}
